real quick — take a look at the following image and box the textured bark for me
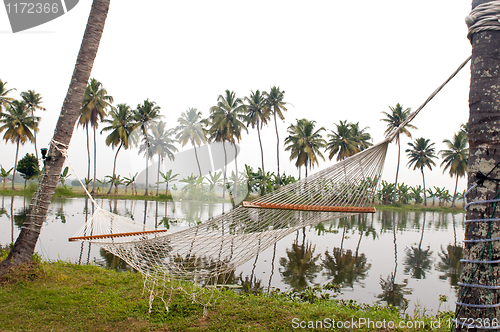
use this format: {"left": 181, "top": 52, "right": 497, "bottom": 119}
{"left": 455, "top": 0, "right": 500, "bottom": 329}
{"left": 0, "top": 0, "right": 110, "bottom": 276}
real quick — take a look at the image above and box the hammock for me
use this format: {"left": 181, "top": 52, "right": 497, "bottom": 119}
{"left": 65, "top": 55, "right": 471, "bottom": 313}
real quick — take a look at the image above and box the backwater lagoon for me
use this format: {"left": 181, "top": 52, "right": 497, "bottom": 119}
{"left": 0, "top": 195, "right": 463, "bottom": 314}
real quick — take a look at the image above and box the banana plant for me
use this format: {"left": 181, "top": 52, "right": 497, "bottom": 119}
{"left": 0, "top": 165, "right": 13, "bottom": 190}
{"left": 158, "top": 170, "right": 179, "bottom": 195}
{"left": 59, "top": 166, "right": 71, "bottom": 188}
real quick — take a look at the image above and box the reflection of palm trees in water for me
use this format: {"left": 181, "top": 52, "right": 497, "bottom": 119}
{"left": 436, "top": 215, "right": 463, "bottom": 289}
{"left": 403, "top": 212, "right": 433, "bottom": 279}
{"left": 98, "top": 248, "right": 132, "bottom": 271}
{"left": 279, "top": 227, "right": 321, "bottom": 290}
{"left": 377, "top": 215, "right": 412, "bottom": 307}
{"left": 322, "top": 247, "right": 370, "bottom": 287}
{"left": 322, "top": 214, "right": 371, "bottom": 287}
{"left": 7, "top": 196, "right": 13, "bottom": 243}
{"left": 78, "top": 197, "right": 94, "bottom": 265}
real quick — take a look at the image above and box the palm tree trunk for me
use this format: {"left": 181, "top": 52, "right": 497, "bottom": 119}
{"left": 107, "top": 142, "right": 122, "bottom": 195}
{"left": 156, "top": 154, "right": 160, "bottom": 196}
{"left": 86, "top": 125, "right": 90, "bottom": 190}
{"left": 393, "top": 134, "right": 401, "bottom": 203}
{"left": 0, "top": 0, "right": 110, "bottom": 276}
{"left": 257, "top": 123, "right": 265, "bottom": 173}
{"left": 144, "top": 153, "right": 149, "bottom": 196}
{"left": 32, "top": 110, "right": 39, "bottom": 161}
{"left": 273, "top": 112, "right": 280, "bottom": 186}
{"left": 12, "top": 139, "right": 20, "bottom": 191}
{"left": 233, "top": 142, "right": 238, "bottom": 200}
{"left": 455, "top": 1, "right": 500, "bottom": 326}
{"left": 451, "top": 173, "right": 459, "bottom": 208}
{"left": 421, "top": 167, "right": 427, "bottom": 206}
{"left": 92, "top": 126, "right": 97, "bottom": 194}
{"left": 257, "top": 124, "right": 266, "bottom": 196}
{"left": 222, "top": 140, "right": 227, "bottom": 199}
{"left": 193, "top": 141, "right": 202, "bottom": 176}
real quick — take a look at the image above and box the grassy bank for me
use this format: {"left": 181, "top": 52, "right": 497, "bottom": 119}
{"left": 0, "top": 259, "right": 454, "bottom": 332}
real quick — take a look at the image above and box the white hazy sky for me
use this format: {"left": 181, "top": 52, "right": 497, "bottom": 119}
{"left": 1, "top": 0, "right": 473, "bottom": 193}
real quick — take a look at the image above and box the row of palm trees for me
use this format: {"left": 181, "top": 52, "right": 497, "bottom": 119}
{"left": 0, "top": 78, "right": 468, "bottom": 204}
{"left": 1, "top": 77, "right": 291, "bottom": 196}
{"left": 0, "top": 80, "right": 44, "bottom": 190}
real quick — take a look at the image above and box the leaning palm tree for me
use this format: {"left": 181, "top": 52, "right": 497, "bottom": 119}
{"left": 209, "top": 90, "right": 248, "bottom": 198}
{"left": 100, "top": 103, "right": 138, "bottom": 195}
{"left": 0, "top": 0, "right": 110, "bottom": 275}
{"left": 79, "top": 78, "right": 113, "bottom": 193}
{"left": 381, "top": 103, "right": 417, "bottom": 200}
{"left": 0, "top": 100, "right": 39, "bottom": 190}
{"left": 285, "top": 118, "right": 326, "bottom": 177}
{"left": 140, "top": 121, "right": 177, "bottom": 196}
{"left": 405, "top": 137, "right": 437, "bottom": 206}
{"left": 0, "top": 80, "right": 16, "bottom": 113}
{"left": 20, "top": 90, "right": 45, "bottom": 160}
{"left": 440, "top": 131, "right": 468, "bottom": 207}
{"left": 263, "top": 87, "right": 288, "bottom": 186}
{"left": 244, "top": 90, "right": 270, "bottom": 174}
{"left": 133, "top": 99, "right": 162, "bottom": 196}
{"left": 175, "top": 108, "right": 207, "bottom": 177}
{"left": 326, "top": 120, "right": 359, "bottom": 161}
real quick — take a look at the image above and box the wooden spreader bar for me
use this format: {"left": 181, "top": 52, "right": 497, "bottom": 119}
{"left": 68, "top": 229, "right": 168, "bottom": 242}
{"left": 241, "top": 201, "right": 376, "bottom": 213}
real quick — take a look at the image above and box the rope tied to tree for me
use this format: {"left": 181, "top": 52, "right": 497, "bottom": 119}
{"left": 50, "top": 139, "right": 99, "bottom": 208}
{"left": 466, "top": 1, "right": 500, "bottom": 41}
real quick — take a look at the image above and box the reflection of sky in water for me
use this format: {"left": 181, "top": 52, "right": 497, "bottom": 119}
{"left": 0, "top": 196, "right": 464, "bottom": 313}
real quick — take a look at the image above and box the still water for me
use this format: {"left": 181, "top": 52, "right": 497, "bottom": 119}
{"left": 0, "top": 195, "right": 463, "bottom": 313}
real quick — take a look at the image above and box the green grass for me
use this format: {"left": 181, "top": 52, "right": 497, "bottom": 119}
{"left": 0, "top": 261, "right": 454, "bottom": 331}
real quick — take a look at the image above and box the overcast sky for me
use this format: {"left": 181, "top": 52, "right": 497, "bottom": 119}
{"left": 1, "top": 0, "right": 473, "bottom": 194}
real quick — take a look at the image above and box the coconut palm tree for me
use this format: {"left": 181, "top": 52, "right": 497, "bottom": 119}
{"left": 263, "top": 87, "right": 288, "bottom": 186}
{"left": 350, "top": 122, "right": 373, "bottom": 151}
{"left": 175, "top": 108, "right": 207, "bottom": 177}
{"left": 79, "top": 78, "right": 113, "bottom": 194}
{"left": 381, "top": 104, "right": 417, "bottom": 200}
{"left": 133, "top": 99, "right": 161, "bottom": 196}
{"left": 440, "top": 131, "right": 468, "bottom": 207}
{"left": 209, "top": 90, "right": 248, "bottom": 197}
{"left": 0, "top": 100, "right": 39, "bottom": 190}
{"left": 326, "top": 120, "right": 359, "bottom": 161}
{"left": 457, "top": 2, "right": 500, "bottom": 323}
{"left": 285, "top": 118, "right": 326, "bottom": 177}
{"left": 100, "top": 103, "right": 138, "bottom": 194}
{"left": 244, "top": 90, "right": 270, "bottom": 174}
{"left": 0, "top": 80, "right": 16, "bottom": 113}
{"left": 140, "top": 121, "right": 177, "bottom": 196}
{"left": 405, "top": 138, "right": 437, "bottom": 206}
{"left": 0, "top": 0, "right": 111, "bottom": 275}
{"left": 20, "top": 90, "right": 45, "bottom": 160}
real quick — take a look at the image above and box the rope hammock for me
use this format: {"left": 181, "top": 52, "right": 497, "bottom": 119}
{"left": 62, "top": 55, "right": 470, "bottom": 314}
